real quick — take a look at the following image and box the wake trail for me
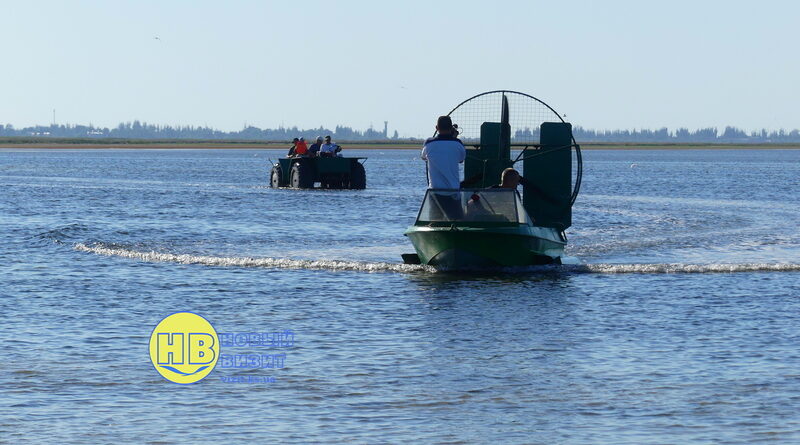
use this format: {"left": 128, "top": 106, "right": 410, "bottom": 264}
{"left": 581, "top": 262, "right": 800, "bottom": 274}
{"left": 74, "top": 243, "right": 800, "bottom": 275}
{"left": 74, "top": 243, "right": 434, "bottom": 273}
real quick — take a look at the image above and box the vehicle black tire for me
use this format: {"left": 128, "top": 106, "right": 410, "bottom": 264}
{"left": 290, "top": 162, "right": 314, "bottom": 188}
{"left": 348, "top": 162, "right": 366, "bottom": 189}
{"left": 270, "top": 166, "right": 282, "bottom": 188}
{"left": 323, "top": 175, "right": 344, "bottom": 189}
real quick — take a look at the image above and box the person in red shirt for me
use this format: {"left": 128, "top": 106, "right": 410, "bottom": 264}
{"left": 294, "top": 137, "right": 308, "bottom": 156}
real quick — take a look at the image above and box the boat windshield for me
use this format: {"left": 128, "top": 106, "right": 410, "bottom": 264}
{"left": 417, "top": 189, "right": 529, "bottom": 224}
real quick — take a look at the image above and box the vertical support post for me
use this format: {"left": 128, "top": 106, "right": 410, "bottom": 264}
{"left": 500, "top": 93, "right": 510, "bottom": 160}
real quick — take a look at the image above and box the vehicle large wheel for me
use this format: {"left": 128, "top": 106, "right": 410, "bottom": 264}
{"left": 290, "top": 162, "right": 314, "bottom": 188}
{"left": 270, "top": 166, "right": 282, "bottom": 188}
{"left": 348, "top": 162, "right": 366, "bottom": 189}
{"left": 322, "top": 175, "right": 345, "bottom": 189}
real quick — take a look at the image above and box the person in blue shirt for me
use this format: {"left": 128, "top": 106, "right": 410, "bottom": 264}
{"left": 320, "top": 135, "right": 340, "bottom": 157}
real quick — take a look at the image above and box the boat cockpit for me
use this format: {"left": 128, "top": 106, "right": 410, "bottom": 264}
{"left": 415, "top": 188, "right": 533, "bottom": 226}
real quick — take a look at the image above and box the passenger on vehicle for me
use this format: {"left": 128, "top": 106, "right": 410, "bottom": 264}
{"left": 294, "top": 137, "right": 308, "bottom": 156}
{"left": 308, "top": 136, "right": 324, "bottom": 157}
{"left": 320, "top": 135, "right": 340, "bottom": 157}
{"left": 422, "top": 116, "right": 466, "bottom": 220}
{"left": 497, "top": 168, "right": 557, "bottom": 207}
{"left": 288, "top": 138, "right": 299, "bottom": 156}
{"left": 492, "top": 168, "right": 522, "bottom": 189}
{"left": 421, "top": 116, "right": 466, "bottom": 190}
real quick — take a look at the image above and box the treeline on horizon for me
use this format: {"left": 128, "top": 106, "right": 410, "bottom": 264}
{"left": 1, "top": 121, "right": 799, "bottom": 143}
{"left": 517, "top": 126, "right": 800, "bottom": 143}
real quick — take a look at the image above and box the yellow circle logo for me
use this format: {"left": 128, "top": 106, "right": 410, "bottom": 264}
{"left": 148, "top": 312, "right": 219, "bottom": 384}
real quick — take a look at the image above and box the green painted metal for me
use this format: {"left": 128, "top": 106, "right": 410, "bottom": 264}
{"left": 277, "top": 158, "right": 293, "bottom": 183}
{"left": 403, "top": 189, "right": 566, "bottom": 267}
{"left": 315, "top": 157, "right": 355, "bottom": 174}
{"left": 404, "top": 224, "right": 565, "bottom": 267}
{"left": 463, "top": 122, "right": 513, "bottom": 188}
{"left": 274, "top": 157, "right": 365, "bottom": 186}
{"left": 523, "top": 122, "right": 572, "bottom": 230}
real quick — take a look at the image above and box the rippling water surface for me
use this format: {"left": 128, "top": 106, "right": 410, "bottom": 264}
{"left": 2, "top": 148, "right": 800, "bottom": 443}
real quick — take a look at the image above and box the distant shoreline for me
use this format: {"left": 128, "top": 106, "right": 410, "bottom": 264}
{"left": 0, "top": 138, "right": 798, "bottom": 150}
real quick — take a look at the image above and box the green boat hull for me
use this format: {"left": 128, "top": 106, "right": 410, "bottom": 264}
{"left": 405, "top": 224, "right": 566, "bottom": 268}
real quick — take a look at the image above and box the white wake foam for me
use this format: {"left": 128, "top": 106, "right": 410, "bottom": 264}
{"left": 74, "top": 243, "right": 434, "bottom": 273}
{"left": 581, "top": 262, "right": 800, "bottom": 274}
{"left": 74, "top": 243, "right": 800, "bottom": 275}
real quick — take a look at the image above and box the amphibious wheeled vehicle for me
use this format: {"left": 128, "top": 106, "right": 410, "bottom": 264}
{"left": 270, "top": 156, "right": 366, "bottom": 189}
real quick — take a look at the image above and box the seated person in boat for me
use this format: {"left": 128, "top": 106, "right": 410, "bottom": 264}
{"left": 294, "top": 137, "right": 309, "bottom": 156}
{"left": 469, "top": 168, "right": 520, "bottom": 207}
{"left": 287, "top": 138, "right": 299, "bottom": 156}
{"left": 463, "top": 169, "right": 523, "bottom": 221}
{"left": 493, "top": 168, "right": 522, "bottom": 189}
{"left": 307, "top": 136, "right": 324, "bottom": 157}
{"left": 320, "top": 135, "right": 341, "bottom": 157}
{"left": 497, "top": 168, "right": 559, "bottom": 206}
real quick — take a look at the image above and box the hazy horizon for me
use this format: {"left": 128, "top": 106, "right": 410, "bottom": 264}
{"left": 2, "top": 1, "right": 798, "bottom": 137}
{"left": 4, "top": 119, "right": 799, "bottom": 144}
{"left": 3, "top": 119, "right": 800, "bottom": 139}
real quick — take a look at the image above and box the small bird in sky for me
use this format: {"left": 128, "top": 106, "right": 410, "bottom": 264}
{"left": 154, "top": 36, "right": 162, "bottom": 42}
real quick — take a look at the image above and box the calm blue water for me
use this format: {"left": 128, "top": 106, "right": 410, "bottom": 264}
{"left": 2, "top": 148, "right": 800, "bottom": 444}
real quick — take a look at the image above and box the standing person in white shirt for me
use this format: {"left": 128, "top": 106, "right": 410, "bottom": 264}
{"left": 421, "top": 116, "right": 466, "bottom": 219}
{"left": 421, "top": 115, "right": 466, "bottom": 189}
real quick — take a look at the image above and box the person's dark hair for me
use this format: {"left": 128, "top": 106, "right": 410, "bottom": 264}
{"left": 437, "top": 115, "right": 453, "bottom": 132}
{"left": 292, "top": 138, "right": 299, "bottom": 142}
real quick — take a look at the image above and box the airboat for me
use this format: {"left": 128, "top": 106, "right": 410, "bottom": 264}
{"left": 402, "top": 90, "right": 583, "bottom": 268}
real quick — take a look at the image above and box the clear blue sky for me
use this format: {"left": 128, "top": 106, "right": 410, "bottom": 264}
{"left": 1, "top": 0, "right": 797, "bottom": 137}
